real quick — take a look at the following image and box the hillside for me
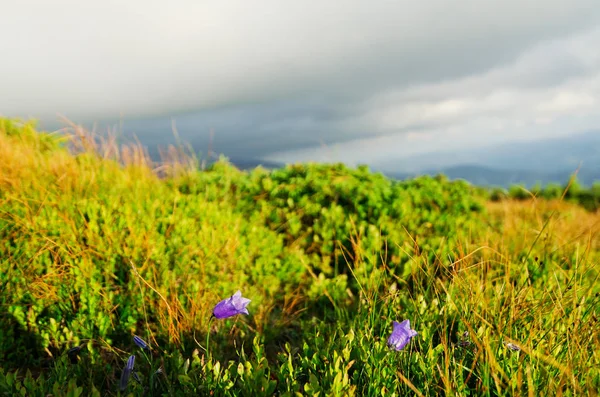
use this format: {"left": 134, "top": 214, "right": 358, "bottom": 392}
{"left": 0, "top": 118, "right": 598, "bottom": 396}
{"left": 374, "top": 130, "right": 600, "bottom": 174}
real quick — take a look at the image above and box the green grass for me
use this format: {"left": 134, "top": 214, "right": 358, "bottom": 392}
{"left": 0, "top": 118, "right": 598, "bottom": 396}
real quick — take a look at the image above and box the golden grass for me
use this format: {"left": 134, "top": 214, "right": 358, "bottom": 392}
{"left": 487, "top": 199, "right": 600, "bottom": 254}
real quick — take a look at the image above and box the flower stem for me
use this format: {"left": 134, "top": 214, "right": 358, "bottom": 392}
{"left": 206, "top": 316, "right": 213, "bottom": 360}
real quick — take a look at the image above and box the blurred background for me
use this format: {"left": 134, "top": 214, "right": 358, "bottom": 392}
{"left": 2, "top": 0, "right": 600, "bottom": 187}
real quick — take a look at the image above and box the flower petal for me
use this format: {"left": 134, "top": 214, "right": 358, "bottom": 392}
{"left": 388, "top": 319, "right": 417, "bottom": 351}
{"left": 119, "top": 355, "right": 136, "bottom": 391}
{"left": 213, "top": 290, "right": 251, "bottom": 318}
{"left": 398, "top": 319, "right": 411, "bottom": 330}
{"left": 133, "top": 335, "right": 149, "bottom": 350}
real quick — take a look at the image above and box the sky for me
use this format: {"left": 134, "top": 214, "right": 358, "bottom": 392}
{"left": 2, "top": 1, "right": 600, "bottom": 171}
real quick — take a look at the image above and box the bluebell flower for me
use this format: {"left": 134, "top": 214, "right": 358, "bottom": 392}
{"left": 119, "top": 355, "right": 136, "bottom": 391}
{"left": 133, "top": 335, "right": 150, "bottom": 351}
{"left": 387, "top": 319, "right": 418, "bottom": 351}
{"left": 212, "top": 290, "right": 251, "bottom": 319}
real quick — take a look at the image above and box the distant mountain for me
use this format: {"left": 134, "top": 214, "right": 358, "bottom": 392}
{"left": 374, "top": 130, "right": 600, "bottom": 174}
{"left": 228, "top": 157, "right": 284, "bottom": 170}
{"left": 382, "top": 164, "right": 600, "bottom": 188}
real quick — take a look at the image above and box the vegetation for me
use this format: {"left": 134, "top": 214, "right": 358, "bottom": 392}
{"left": 489, "top": 179, "right": 600, "bottom": 212}
{"left": 0, "top": 118, "right": 598, "bottom": 396}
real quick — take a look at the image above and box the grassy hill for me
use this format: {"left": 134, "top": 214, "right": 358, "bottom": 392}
{"left": 0, "top": 118, "right": 598, "bottom": 396}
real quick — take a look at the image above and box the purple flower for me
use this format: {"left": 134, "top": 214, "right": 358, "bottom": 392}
{"left": 387, "top": 319, "right": 418, "bottom": 351}
{"left": 504, "top": 341, "right": 521, "bottom": 352}
{"left": 119, "top": 355, "right": 135, "bottom": 391}
{"left": 456, "top": 331, "right": 471, "bottom": 348}
{"left": 133, "top": 335, "right": 150, "bottom": 351}
{"left": 212, "top": 290, "right": 251, "bottom": 319}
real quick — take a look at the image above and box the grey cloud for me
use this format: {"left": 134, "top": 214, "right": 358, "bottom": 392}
{"left": 3, "top": 1, "right": 600, "bottom": 165}
{"left": 78, "top": 26, "right": 600, "bottom": 161}
{"left": 78, "top": 25, "right": 600, "bottom": 162}
{"left": 3, "top": 0, "right": 600, "bottom": 122}
{"left": 263, "top": 28, "right": 600, "bottom": 166}
{"left": 113, "top": 99, "right": 361, "bottom": 159}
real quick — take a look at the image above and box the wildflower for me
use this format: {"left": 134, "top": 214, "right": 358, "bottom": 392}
{"left": 456, "top": 331, "right": 471, "bottom": 348}
{"left": 504, "top": 341, "right": 521, "bottom": 352}
{"left": 133, "top": 335, "right": 150, "bottom": 351}
{"left": 212, "top": 290, "right": 251, "bottom": 319}
{"left": 119, "top": 355, "right": 136, "bottom": 391}
{"left": 387, "top": 319, "right": 418, "bottom": 351}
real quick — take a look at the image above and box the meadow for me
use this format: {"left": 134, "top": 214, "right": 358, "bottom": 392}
{"left": 0, "top": 118, "right": 598, "bottom": 396}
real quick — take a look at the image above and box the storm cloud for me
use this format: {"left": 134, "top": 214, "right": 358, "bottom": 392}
{"left": 2, "top": 1, "right": 600, "bottom": 165}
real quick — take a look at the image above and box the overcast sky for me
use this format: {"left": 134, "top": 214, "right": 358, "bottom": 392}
{"left": 2, "top": 1, "right": 600, "bottom": 169}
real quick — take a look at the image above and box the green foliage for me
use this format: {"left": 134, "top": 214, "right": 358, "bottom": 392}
{"left": 171, "top": 162, "right": 486, "bottom": 290}
{"left": 491, "top": 176, "right": 600, "bottom": 211}
{"left": 0, "top": 118, "right": 64, "bottom": 152}
{"left": 0, "top": 118, "right": 598, "bottom": 396}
